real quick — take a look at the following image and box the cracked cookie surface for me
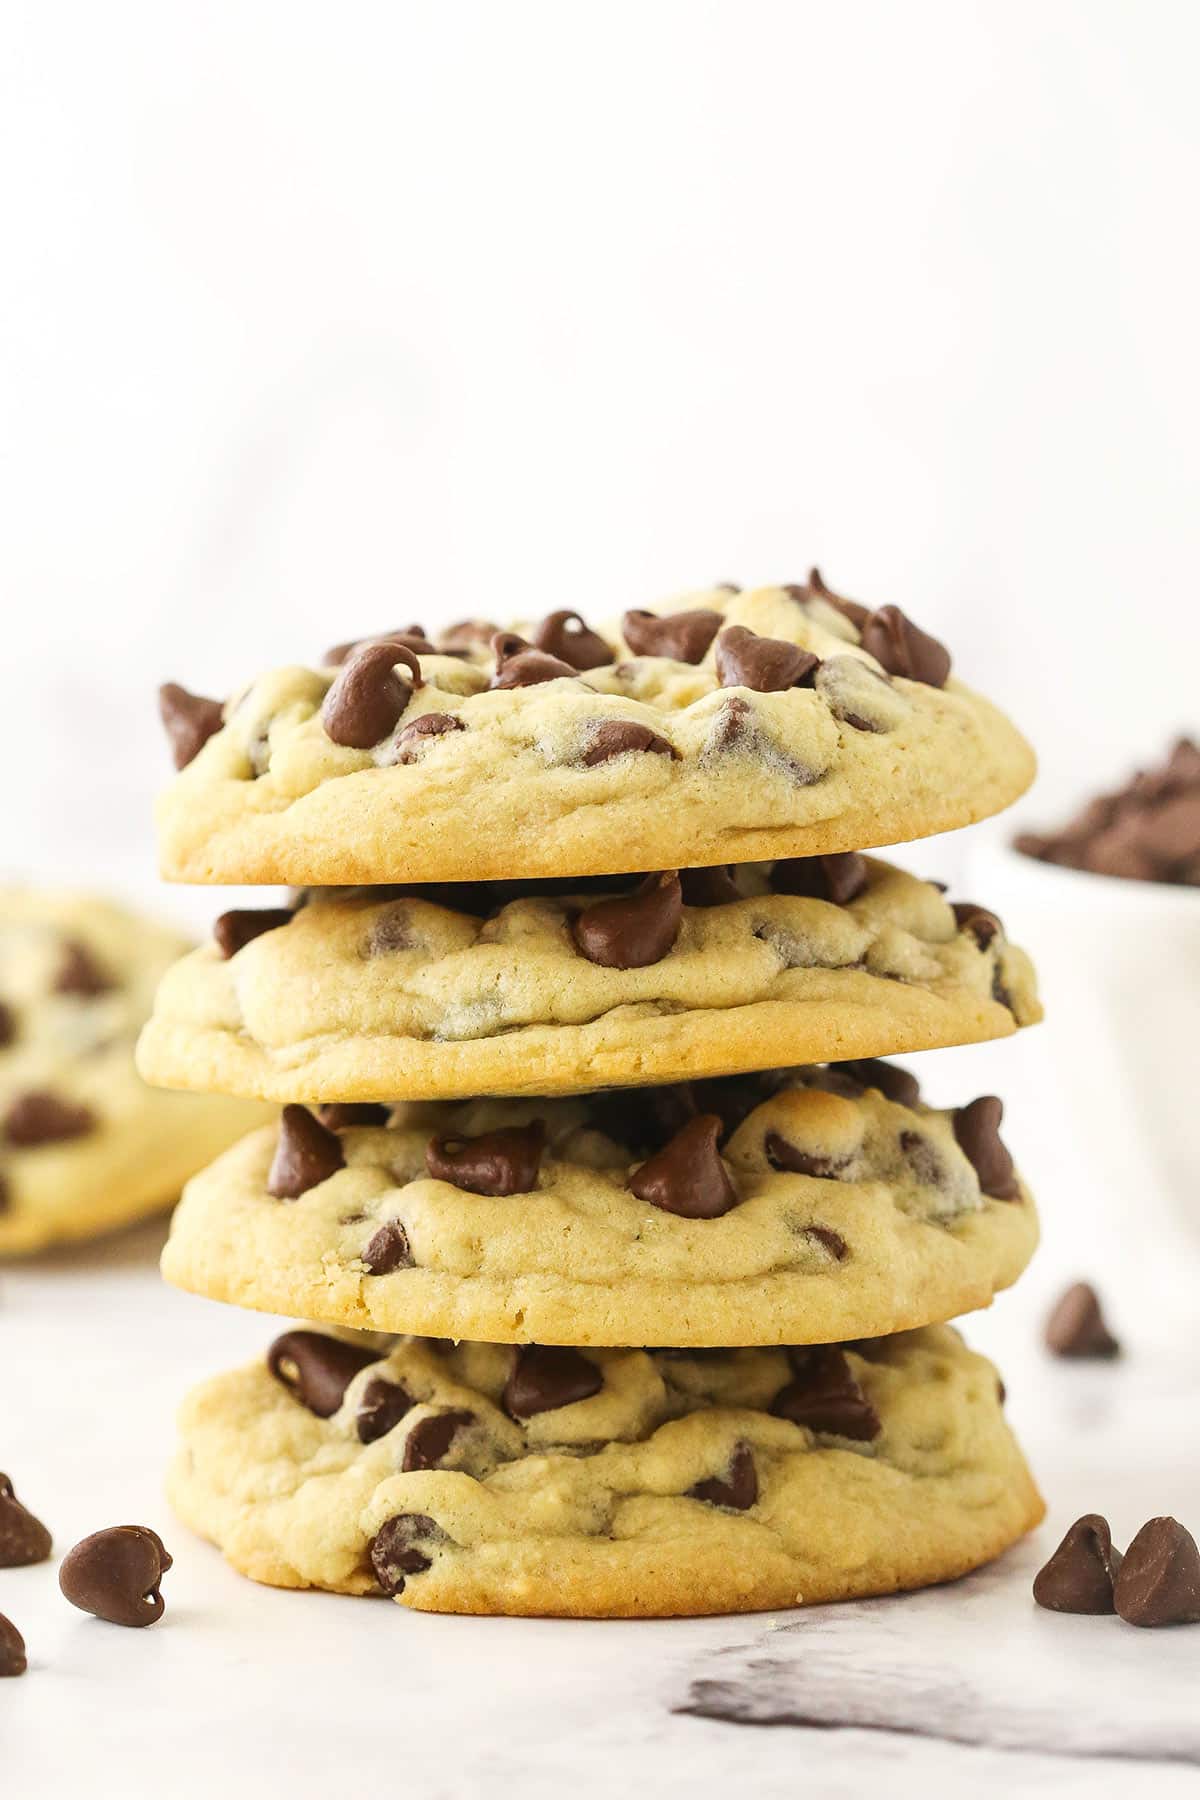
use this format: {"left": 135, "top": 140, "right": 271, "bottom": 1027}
{"left": 168, "top": 1322, "right": 1043, "bottom": 1616}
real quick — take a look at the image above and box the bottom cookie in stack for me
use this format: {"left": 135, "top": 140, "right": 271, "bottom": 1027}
{"left": 169, "top": 1323, "right": 1042, "bottom": 1618}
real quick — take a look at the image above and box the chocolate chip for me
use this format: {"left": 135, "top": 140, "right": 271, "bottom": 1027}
{"left": 158, "top": 682, "right": 224, "bottom": 769}
{"left": 324, "top": 626, "right": 435, "bottom": 665}
{"left": 356, "top": 1376, "right": 416, "bottom": 1445}
{"left": 0, "top": 1474, "right": 52, "bottom": 1566}
{"left": 267, "top": 1105, "right": 346, "bottom": 1199}
{"left": 402, "top": 1409, "right": 475, "bottom": 1470}
{"left": 504, "top": 1345, "right": 603, "bottom": 1419}
{"left": 489, "top": 632, "right": 577, "bottom": 688}
{"left": 581, "top": 721, "right": 678, "bottom": 765}
{"left": 679, "top": 866, "right": 742, "bottom": 907}
{"left": 804, "top": 1225, "right": 848, "bottom": 1260}
{"left": 765, "top": 1132, "right": 851, "bottom": 1180}
{"left": 715, "top": 626, "right": 820, "bottom": 693}
{"left": 628, "top": 1115, "right": 738, "bottom": 1218}
{"left": 3, "top": 1091, "right": 96, "bottom": 1147}
{"left": 0, "top": 1613, "right": 25, "bottom": 1677}
{"left": 370, "top": 1514, "right": 445, "bottom": 1594}
{"left": 321, "top": 640, "right": 422, "bottom": 748}
{"left": 0, "top": 1001, "right": 14, "bottom": 1047}
{"left": 572, "top": 871, "right": 682, "bottom": 969}
{"left": 532, "top": 610, "right": 612, "bottom": 672}
{"left": 389, "top": 712, "right": 465, "bottom": 763}
{"left": 589, "top": 1082, "right": 698, "bottom": 1154}
{"left": 439, "top": 618, "right": 499, "bottom": 651}
{"left": 952, "top": 901, "right": 1003, "bottom": 949}
{"left": 708, "top": 694, "right": 752, "bottom": 752}
{"left": 267, "top": 1330, "right": 377, "bottom": 1417}
{"left": 213, "top": 906, "right": 294, "bottom": 959}
{"left": 805, "top": 566, "right": 870, "bottom": 629}
{"left": 362, "top": 1219, "right": 413, "bottom": 1274}
{"left": 953, "top": 1096, "right": 1019, "bottom": 1199}
{"left": 1044, "top": 1282, "right": 1121, "bottom": 1359}
{"left": 688, "top": 1442, "right": 758, "bottom": 1510}
{"left": 622, "top": 608, "right": 722, "bottom": 663}
{"left": 772, "top": 1348, "right": 881, "bottom": 1440}
{"left": 58, "top": 1526, "right": 172, "bottom": 1628}
{"left": 1114, "top": 1517, "right": 1200, "bottom": 1627}
{"left": 772, "top": 853, "right": 869, "bottom": 906}
{"left": 426, "top": 1121, "right": 545, "bottom": 1196}
{"left": 860, "top": 604, "right": 951, "bottom": 688}
{"left": 316, "top": 1103, "right": 391, "bottom": 1130}
{"left": 55, "top": 940, "right": 113, "bottom": 996}
{"left": 1033, "top": 1514, "right": 1123, "bottom": 1614}
{"left": 899, "top": 1129, "right": 944, "bottom": 1187}
{"left": 837, "top": 1059, "right": 920, "bottom": 1109}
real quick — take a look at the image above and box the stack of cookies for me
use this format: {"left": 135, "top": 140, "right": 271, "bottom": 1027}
{"left": 140, "top": 576, "right": 1046, "bottom": 1617}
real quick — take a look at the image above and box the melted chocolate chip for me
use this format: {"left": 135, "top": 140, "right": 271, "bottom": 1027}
{"left": 715, "top": 626, "right": 821, "bottom": 693}
{"left": 1114, "top": 1518, "right": 1200, "bottom": 1627}
{"left": 213, "top": 907, "right": 294, "bottom": 959}
{"left": 622, "top": 608, "right": 722, "bottom": 663}
{"left": 0, "top": 1474, "right": 52, "bottom": 1567}
{"left": 316, "top": 1103, "right": 391, "bottom": 1130}
{"left": 370, "top": 1514, "right": 445, "bottom": 1594}
{"left": 772, "top": 1348, "right": 881, "bottom": 1440}
{"left": 1044, "top": 1282, "right": 1121, "bottom": 1359}
{"left": 804, "top": 1225, "right": 849, "bottom": 1260}
{"left": 489, "top": 632, "right": 577, "bottom": 688}
{"left": 0, "top": 1613, "right": 25, "bottom": 1677}
{"left": 158, "top": 683, "right": 224, "bottom": 769}
{"left": 58, "top": 1526, "right": 172, "bottom": 1628}
{"left": 356, "top": 1376, "right": 416, "bottom": 1445}
{"left": 952, "top": 901, "right": 1003, "bottom": 949}
{"left": 361, "top": 1219, "right": 414, "bottom": 1274}
{"left": 764, "top": 1132, "right": 852, "bottom": 1179}
{"left": 503, "top": 1345, "right": 603, "bottom": 1419}
{"left": 860, "top": 604, "right": 951, "bottom": 688}
{"left": 426, "top": 1121, "right": 545, "bottom": 1196}
{"left": 3, "top": 1091, "right": 96, "bottom": 1147}
{"left": 688, "top": 1442, "right": 758, "bottom": 1510}
{"left": 581, "top": 721, "right": 678, "bottom": 765}
{"left": 321, "top": 640, "right": 422, "bottom": 748}
{"left": 389, "top": 712, "right": 465, "bottom": 763}
{"left": 267, "top": 1105, "right": 346, "bottom": 1199}
{"left": 899, "top": 1129, "right": 944, "bottom": 1187}
{"left": 532, "top": 609, "right": 612, "bottom": 671}
{"left": 628, "top": 1115, "right": 738, "bottom": 1218}
{"left": 679, "top": 866, "right": 742, "bottom": 907}
{"left": 772, "top": 853, "right": 869, "bottom": 906}
{"left": 572, "top": 871, "right": 682, "bottom": 969}
{"left": 708, "top": 694, "right": 752, "bottom": 751}
{"left": 402, "top": 1409, "right": 475, "bottom": 1471}
{"left": 805, "top": 566, "right": 870, "bottom": 629}
{"left": 324, "top": 626, "right": 435, "bottom": 665}
{"left": 837, "top": 1059, "right": 920, "bottom": 1108}
{"left": 267, "top": 1330, "right": 377, "bottom": 1417}
{"left": 953, "top": 1096, "right": 1018, "bottom": 1199}
{"left": 55, "top": 940, "right": 113, "bottom": 996}
{"left": 1033, "top": 1515, "right": 1123, "bottom": 1615}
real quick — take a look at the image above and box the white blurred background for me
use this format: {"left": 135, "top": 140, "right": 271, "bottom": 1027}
{"left": 2, "top": 0, "right": 1198, "bottom": 916}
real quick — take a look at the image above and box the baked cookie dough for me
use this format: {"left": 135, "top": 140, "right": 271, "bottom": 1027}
{"left": 155, "top": 580, "right": 1035, "bottom": 886}
{"left": 137, "top": 857, "right": 1040, "bottom": 1102}
{"left": 168, "top": 1322, "right": 1043, "bottom": 1617}
{"left": 160, "top": 1064, "right": 1038, "bottom": 1345}
{"left": 0, "top": 890, "right": 270, "bottom": 1254}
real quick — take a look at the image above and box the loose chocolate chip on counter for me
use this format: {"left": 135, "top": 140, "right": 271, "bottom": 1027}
{"left": 213, "top": 906, "right": 294, "bottom": 959}
{"left": 389, "top": 712, "right": 466, "bottom": 763}
{"left": 1114, "top": 1517, "right": 1200, "bottom": 1627}
{"left": 714, "top": 626, "right": 820, "bottom": 693}
{"left": 55, "top": 940, "right": 113, "bottom": 996}
{"left": 0, "top": 1474, "right": 52, "bottom": 1566}
{"left": 59, "top": 1526, "right": 172, "bottom": 1628}
{"left": 267, "top": 1105, "right": 346, "bottom": 1199}
{"left": 622, "top": 607, "right": 722, "bottom": 663}
{"left": 772, "top": 852, "right": 869, "bottom": 906}
{"left": 1044, "top": 1282, "right": 1121, "bottom": 1359}
{"left": 321, "top": 640, "right": 423, "bottom": 748}
{"left": 504, "top": 1345, "right": 603, "bottom": 1419}
{"left": 952, "top": 901, "right": 1004, "bottom": 950}
{"left": 805, "top": 566, "right": 871, "bottom": 629}
{"left": 3, "top": 1091, "right": 96, "bottom": 1147}
{"left": 426, "top": 1121, "right": 545, "bottom": 1196}
{"left": 0, "top": 1000, "right": 14, "bottom": 1047}
{"left": 489, "top": 632, "right": 578, "bottom": 689}
{"left": 324, "top": 625, "right": 437, "bottom": 665}
{"left": 316, "top": 1102, "right": 391, "bottom": 1130}
{"left": 629, "top": 1115, "right": 738, "bottom": 1218}
{"left": 267, "top": 1330, "right": 378, "bottom": 1417}
{"left": 689, "top": 1442, "right": 759, "bottom": 1511}
{"left": 532, "top": 609, "right": 613, "bottom": 672}
{"left": 0, "top": 1614, "right": 26, "bottom": 1677}
{"left": 361, "top": 1219, "right": 414, "bottom": 1274}
{"left": 581, "top": 720, "right": 678, "bottom": 765}
{"left": 1033, "top": 1515, "right": 1123, "bottom": 1615}
{"left": 804, "top": 1225, "right": 849, "bottom": 1260}
{"left": 572, "top": 871, "right": 682, "bottom": 969}
{"left": 953, "top": 1096, "right": 1019, "bottom": 1199}
{"left": 356, "top": 1376, "right": 416, "bottom": 1445}
{"left": 402, "top": 1409, "right": 476, "bottom": 1471}
{"left": 772, "top": 1348, "right": 881, "bottom": 1441}
{"left": 765, "top": 1132, "right": 851, "bottom": 1180}
{"left": 370, "top": 1514, "right": 446, "bottom": 1595}
{"left": 837, "top": 1058, "right": 920, "bottom": 1109}
{"left": 859, "top": 604, "right": 951, "bottom": 688}
{"left": 158, "top": 683, "right": 225, "bottom": 770}
{"left": 679, "top": 865, "right": 742, "bottom": 907}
